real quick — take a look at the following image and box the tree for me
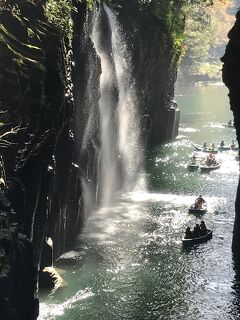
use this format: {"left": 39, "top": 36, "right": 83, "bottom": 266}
{"left": 179, "top": 0, "right": 236, "bottom": 82}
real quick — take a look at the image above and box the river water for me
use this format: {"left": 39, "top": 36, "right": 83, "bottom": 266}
{"left": 40, "top": 85, "right": 240, "bottom": 320}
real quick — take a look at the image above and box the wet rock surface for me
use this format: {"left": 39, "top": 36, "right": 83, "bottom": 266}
{"left": 222, "top": 10, "right": 240, "bottom": 259}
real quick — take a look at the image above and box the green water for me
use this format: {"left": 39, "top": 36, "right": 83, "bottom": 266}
{"left": 39, "top": 85, "right": 240, "bottom": 320}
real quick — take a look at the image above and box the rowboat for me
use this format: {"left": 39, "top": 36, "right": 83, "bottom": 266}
{"left": 193, "top": 144, "right": 218, "bottom": 154}
{"left": 218, "top": 146, "right": 230, "bottom": 151}
{"left": 182, "top": 230, "right": 212, "bottom": 247}
{"left": 231, "top": 146, "right": 239, "bottom": 151}
{"left": 188, "top": 203, "right": 207, "bottom": 214}
{"left": 187, "top": 162, "right": 199, "bottom": 171}
{"left": 200, "top": 163, "right": 220, "bottom": 172}
{"left": 222, "top": 124, "right": 234, "bottom": 128}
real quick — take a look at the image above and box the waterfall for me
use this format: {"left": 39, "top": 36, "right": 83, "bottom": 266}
{"left": 103, "top": 4, "right": 143, "bottom": 191}
{"left": 83, "top": 3, "right": 144, "bottom": 208}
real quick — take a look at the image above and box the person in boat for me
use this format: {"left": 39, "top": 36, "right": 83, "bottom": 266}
{"left": 220, "top": 140, "right": 225, "bottom": 147}
{"left": 203, "top": 142, "right": 207, "bottom": 150}
{"left": 184, "top": 227, "right": 192, "bottom": 239}
{"left": 211, "top": 142, "right": 215, "bottom": 151}
{"left": 195, "top": 194, "right": 206, "bottom": 209}
{"left": 231, "top": 140, "right": 236, "bottom": 148}
{"left": 191, "top": 154, "right": 197, "bottom": 164}
{"left": 228, "top": 120, "right": 232, "bottom": 126}
{"left": 206, "top": 154, "right": 213, "bottom": 165}
{"left": 206, "top": 153, "right": 216, "bottom": 166}
{"left": 210, "top": 153, "right": 217, "bottom": 165}
{"left": 206, "top": 155, "right": 211, "bottom": 166}
{"left": 192, "top": 224, "right": 201, "bottom": 238}
{"left": 200, "top": 221, "right": 207, "bottom": 236}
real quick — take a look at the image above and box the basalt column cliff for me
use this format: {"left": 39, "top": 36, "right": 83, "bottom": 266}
{"left": 222, "top": 10, "right": 240, "bottom": 260}
{"left": 0, "top": 1, "right": 77, "bottom": 318}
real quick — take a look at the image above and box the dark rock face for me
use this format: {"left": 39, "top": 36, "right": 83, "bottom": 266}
{"left": 222, "top": 11, "right": 240, "bottom": 260}
{"left": 71, "top": 1, "right": 101, "bottom": 215}
{"left": 0, "top": 190, "right": 38, "bottom": 320}
{"left": 0, "top": 1, "right": 79, "bottom": 316}
{"left": 0, "top": 1, "right": 80, "bottom": 260}
{"left": 109, "top": 0, "right": 183, "bottom": 145}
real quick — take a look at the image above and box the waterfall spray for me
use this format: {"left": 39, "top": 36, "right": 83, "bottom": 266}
{"left": 85, "top": 3, "right": 144, "bottom": 208}
{"left": 103, "top": 4, "right": 143, "bottom": 191}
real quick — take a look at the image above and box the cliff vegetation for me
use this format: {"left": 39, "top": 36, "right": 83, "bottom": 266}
{"left": 180, "top": 0, "right": 236, "bottom": 83}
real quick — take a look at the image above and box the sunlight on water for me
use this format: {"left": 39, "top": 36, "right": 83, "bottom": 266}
{"left": 179, "top": 127, "right": 200, "bottom": 133}
{"left": 207, "top": 122, "right": 229, "bottom": 129}
{"left": 128, "top": 191, "right": 224, "bottom": 211}
{"left": 176, "top": 134, "right": 187, "bottom": 139}
{"left": 39, "top": 288, "right": 94, "bottom": 320}
{"left": 79, "top": 198, "right": 144, "bottom": 244}
{"left": 40, "top": 85, "right": 239, "bottom": 320}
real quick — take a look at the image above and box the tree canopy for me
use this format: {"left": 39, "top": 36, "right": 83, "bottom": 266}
{"left": 179, "top": 0, "right": 236, "bottom": 82}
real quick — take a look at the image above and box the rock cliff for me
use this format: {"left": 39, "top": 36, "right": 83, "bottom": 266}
{"left": 107, "top": 0, "right": 183, "bottom": 144}
{"left": 222, "top": 10, "right": 240, "bottom": 260}
{"left": 0, "top": 1, "right": 77, "bottom": 317}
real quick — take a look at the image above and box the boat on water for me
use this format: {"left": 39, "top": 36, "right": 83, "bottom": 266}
{"left": 188, "top": 203, "right": 207, "bottom": 214}
{"left": 187, "top": 162, "right": 199, "bottom": 171}
{"left": 218, "top": 146, "right": 231, "bottom": 151}
{"left": 200, "top": 163, "right": 220, "bottom": 172}
{"left": 223, "top": 120, "right": 234, "bottom": 128}
{"left": 218, "top": 145, "right": 238, "bottom": 151}
{"left": 182, "top": 230, "right": 213, "bottom": 247}
{"left": 223, "top": 124, "right": 235, "bottom": 128}
{"left": 193, "top": 144, "right": 218, "bottom": 154}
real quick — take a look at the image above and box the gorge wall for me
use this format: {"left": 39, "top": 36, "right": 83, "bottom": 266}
{"left": 222, "top": 10, "right": 240, "bottom": 261}
{"left": 0, "top": 1, "right": 77, "bottom": 318}
{"left": 109, "top": 0, "right": 182, "bottom": 145}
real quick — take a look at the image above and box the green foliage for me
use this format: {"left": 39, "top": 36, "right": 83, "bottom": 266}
{"left": 180, "top": 1, "right": 225, "bottom": 81}
{"left": 143, "top": 1, "right": 212, "bottom": 56}
{"left": 172, "top": 32, "right": 185, "bottom": 54}
{"left": 184, "top": 4, "right": 216, "bottom": 61}
{"left": 85, "top": 0, "right": 94, "bottom": 10}
{"left": 45, "top": 0, "right": 74, "bottom": 39}
{"left": 45, "top": 0, "right": 94, "bottom": 39}
{"left": 198, "top": 62, "right": 222, "bottom": 79}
